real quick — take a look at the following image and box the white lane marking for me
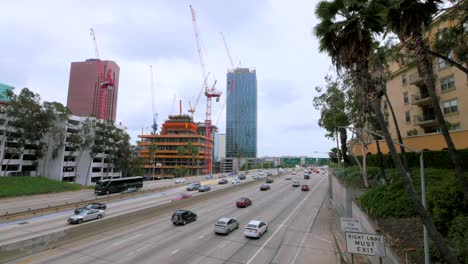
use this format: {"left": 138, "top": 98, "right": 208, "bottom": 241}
{"left": 112, "top": 234, "right": 141, "bottom": 246}
{"left": 245, "top": 177, "right": 326, "bottom": 264}
{"left": 291, "top": 191, "right": 328, "bottom": 264}
{"left": 171, "top": 249, "right": 180, "bottom": 255}
{"left": 131, "top": 242, "right": 154, "bottom": 255}
{"left": 199, "top": 235, "right": 205, "bottom": 239}
{"left": 312, "top": 235, "right": 332, "bottom": 244}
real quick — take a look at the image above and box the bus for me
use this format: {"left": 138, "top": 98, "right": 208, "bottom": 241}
{"left": 94, "top": 176, "right": 144, "bottom": 195}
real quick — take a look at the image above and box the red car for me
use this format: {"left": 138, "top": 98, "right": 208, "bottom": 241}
{"left": 172, "top": 193, "right": 192, "bottom": 202}
{"left": 301, "top": 185, "right": 310, "bottom": 191}
{"left": 236, "top": 197, "right": 252, "bottom": 208}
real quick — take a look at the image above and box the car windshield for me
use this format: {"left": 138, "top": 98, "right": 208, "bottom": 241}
{"left": 216, "top": 221, "right": 227, "bottom": 226}
{"left": 75, "top": 210, "right": 88, "bottom": 215}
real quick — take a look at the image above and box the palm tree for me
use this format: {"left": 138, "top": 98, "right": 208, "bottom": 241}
{"left": 387, "top": 0, "right": 468, "bottom": 204}
{"left": 176, "top": 146, "right": 186, "bottom": 177}
{"left": 315, "top": 0, "right": 459, "bottom": 263}
{"left": 148, "top": 143, "right": 158, "bottom": 180}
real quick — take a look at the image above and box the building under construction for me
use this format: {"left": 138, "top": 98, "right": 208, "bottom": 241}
{"left": 138, "top": 114, "right": 217, "bottom": 179}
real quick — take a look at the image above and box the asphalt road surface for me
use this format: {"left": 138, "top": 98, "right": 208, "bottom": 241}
{"left": 6, "top": 170, "right": 339, "bottom": 264}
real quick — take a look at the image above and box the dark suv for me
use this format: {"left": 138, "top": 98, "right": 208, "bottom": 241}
{"left": 304, "top": 174, "right": 310, "bottom": 179}
{"left": 172, "top": 210, "right": 197, "bottom": 225}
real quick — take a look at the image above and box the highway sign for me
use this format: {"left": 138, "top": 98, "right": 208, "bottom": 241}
{"left": 345, "top": 232, "right": 386, "bottom": 256}
{"left": 340, "top": 217, "right": 362, "bottom": 232}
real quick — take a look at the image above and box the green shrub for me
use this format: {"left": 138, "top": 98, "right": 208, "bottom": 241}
{"left": 355, "top": 149, "right": 468, "bottom": 170}
{"left": 358, "top": 168, "right": 464, "bottom": 235}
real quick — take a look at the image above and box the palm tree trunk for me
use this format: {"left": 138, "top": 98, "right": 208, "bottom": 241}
{"left": 339, "top": 127, "right": 350, "bottom": 166}
{"left": 370, "top": 97, "right": 459, "bottom": 264}
{"left": 384, "top": 93, "right": 409, "bottom": 171}
{"left": 424, "top": 48, "right": 468, "bottom": 75}
{"left": 374, "top": 135, "right": 386, "bottom": 182}
{"left": 412, "top": 34, "right": 468, "bottom": 204}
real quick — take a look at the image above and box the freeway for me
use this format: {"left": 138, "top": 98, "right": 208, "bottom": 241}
{"left": 0, "top": 174, "right": 260, "bottom": 246}
{"left": 5, "top": 170, "right": 339, "bottom": 264}
{"left": 0, "top": 171, "right": 258, "bottom": 217}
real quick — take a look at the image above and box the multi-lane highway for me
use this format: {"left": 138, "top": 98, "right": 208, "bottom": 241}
{"left": 3, "top": 169, "right": 339, "bottom": 264}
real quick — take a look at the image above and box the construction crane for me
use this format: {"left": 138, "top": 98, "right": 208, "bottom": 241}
{"left": 188, "top": 72, "right": 210, "bottom": 119}
{"left": 190, "top": 4, "right": 222, "bottom": 175}
{"left": 90, "top": 28, "right": 115, "bottom": 120}
{"left": 149, "top": 65, "right": 158, "bottom": 134}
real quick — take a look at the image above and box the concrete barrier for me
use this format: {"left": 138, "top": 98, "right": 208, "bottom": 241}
{"left": 0, "top": 174, "right": 276, "bottom": 263}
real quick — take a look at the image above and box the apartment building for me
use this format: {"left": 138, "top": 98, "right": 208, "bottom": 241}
{"left": 353, "top": 9, "right": 468, "bottom": 155}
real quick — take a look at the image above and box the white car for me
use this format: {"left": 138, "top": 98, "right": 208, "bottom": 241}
{"left": 175, "top": 178, "right": 186, "bottom": 184}
{"left": 244, "top": 220, "right": 268, "bottom": 238}
{"left": 232, "top": 179, "right": 241, "bottom": 185}
{"left": 292, "top": 171, "right": 296, "bottom": 175}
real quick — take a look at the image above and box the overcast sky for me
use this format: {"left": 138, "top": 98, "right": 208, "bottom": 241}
{"left": 1, "top": 0, "right": 336, "bottom": 157}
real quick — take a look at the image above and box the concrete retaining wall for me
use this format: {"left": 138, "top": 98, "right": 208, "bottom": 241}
{"left": 330, "top": 173, "right": 401, "bottom": 264}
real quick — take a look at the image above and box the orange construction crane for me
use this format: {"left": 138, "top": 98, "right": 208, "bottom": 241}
{"left": 190, "top": 5, "right": 221, "bottom": 175}
{"left": 90, "top": 28, "right": 114, "bottom": 120}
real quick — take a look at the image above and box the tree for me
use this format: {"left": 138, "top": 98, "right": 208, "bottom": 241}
{"left": 387, "top": 0, "right": 468, "bottom": 205}
{"left": 315, "top": 0, "right": 459, "bottom": 262}
{"left": 0, "top": 88, "right": 65, "bottom": 176}
{"left": 176, "top": 146, "right": 186, "bottom": 177}
{"left": 148, "top": 142, "right": 158, "bottom": 179}
{"left": 313, "top": 74, "right": 353, "bottom": 166}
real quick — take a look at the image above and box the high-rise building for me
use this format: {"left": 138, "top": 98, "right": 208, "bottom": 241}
{"left": 226, "top": 68, "right": 257, "bottom": 158}
{"left": 66, "top": 59, "right": 120, "bottom": 122}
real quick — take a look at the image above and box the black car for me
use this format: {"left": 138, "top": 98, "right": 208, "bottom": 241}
{"left": 74, "top": 203, "right": 106, "bottom": 214}
{"left": 238, "top": 174, "right": 246, "bottom": 180}
{"left": 199, "top": 185, "right": 211, "bottom": 192}
{"left": 172, "top": 210, "right": 197, "bottom": 225}
{"left": 260, "top": 184, "right": 270, "bottom": 191}
{"left": 218, "top": 179, "right": 228, "bottom": 184}
{"left": 304, "top": 175, "right": 310, "bottom": 179}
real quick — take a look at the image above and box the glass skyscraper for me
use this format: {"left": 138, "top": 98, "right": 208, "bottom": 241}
{"left": 226, "top": 68, "right": 257, "bottom": 158}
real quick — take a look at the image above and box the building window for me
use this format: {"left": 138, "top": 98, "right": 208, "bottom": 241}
{"left": 92, "top": 167, "right": 101, "bottom": 173}
{"left": 402, "top": 73, "right": 407, "bottom": 85}
{"left": 63, "top": 166, "right": 74, "bottom": 172}
{"left": 438, "top": 53, "right": 452, "bottom": 69}
{"left": 403, "top": 92, "right": 409, "bottom": 104}
{"left": 440, "top": 76, "right": 455, "bottom": 92}
{"left": 450, "top": 123, "right": 460, "bottom": 131}
{"left": 443, "top": 99, "right": 458, "bottom": 114}
{"left": 405, "top": 111, "right": 411, "bottom": 123}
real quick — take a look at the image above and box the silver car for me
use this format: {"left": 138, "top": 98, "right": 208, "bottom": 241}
{"left": 214, "top": 217, "right": 239, "bottom": 235}
{"left": 68, "top": 209, "right": 105, "bottom": 224}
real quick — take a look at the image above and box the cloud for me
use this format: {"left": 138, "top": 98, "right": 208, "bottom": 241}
{"left": 1, "top": 0, "right": 336, "bottom": 157}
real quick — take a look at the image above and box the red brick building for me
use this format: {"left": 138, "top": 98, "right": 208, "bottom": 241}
{"left": 66, "top": 59, "right": 120, "bottom": 122}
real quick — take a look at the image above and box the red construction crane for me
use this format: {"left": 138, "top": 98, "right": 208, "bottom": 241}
{"left": 90, "top": 28, "right": 115, "bottom": 120}
{"left": 190, "top": 5, "right": 221, "bottom": 175}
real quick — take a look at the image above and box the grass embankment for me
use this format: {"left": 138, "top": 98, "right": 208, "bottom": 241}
{"left": 0, "top": 176, "right": 82, "bottom": 198}
{"left": 336, "top": 166, "right": 467, "bottom": 264}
